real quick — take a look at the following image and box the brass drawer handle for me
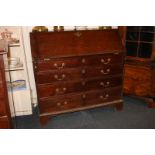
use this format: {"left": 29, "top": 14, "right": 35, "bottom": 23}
{"left": 53, "top": 62, "right": 65, "bottom": 69}
{"left": 81, "top": 81, "right": 86, "bottom": 86}
{"left": 64, "top": 101, "right": 68, "bottom": 105}
{"left": 81, "top": 58, "right": 86, "bottom": 64}
{"left": 81, "top": 69, "right": 86, "bottom": 74}
{"left": 43, "top": 58, "right": 50, "bottom": 61}
{"left": 74, "top": 32, "right": 82, "bottom": 37}
{"left": 57, "top": 102, "right": 61, "bottom": 106}
{"left": 101, "top": 58, "right": 111, "bottom": 64}
{"left": 82, "top": 94, "right": 86, "bottom": 100}
{"left": 99, "top": 94, "right": 109, "bottom": 101}
{"left": 57, "top": 101, "right": 68, "bottom": 106}
{"left": 100, "top": 69, "right": 110, "bottom": 75}
{"left": 114, "top": 52, "right": 119, "bottom": 55}
{"left": 54, "top": 74, "right": 66, "bottom": 81}
{"left": 55, "top": 87, "right": 67, "bottom": 94}
{"left": 100, "top": 81, "right": 110, "bottom": 87}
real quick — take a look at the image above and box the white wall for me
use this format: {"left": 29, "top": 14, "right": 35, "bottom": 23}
{"left": 22, "top": 27, "right": 38, "bottom": 106}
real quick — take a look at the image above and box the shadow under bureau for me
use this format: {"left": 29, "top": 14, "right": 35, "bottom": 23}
{"left": 30, "top": 29, "right": 125, "bottom": 125}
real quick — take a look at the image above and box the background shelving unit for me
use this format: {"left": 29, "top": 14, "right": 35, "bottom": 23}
{"left": 0, "top": 26, "right": 32, "bottom": 116}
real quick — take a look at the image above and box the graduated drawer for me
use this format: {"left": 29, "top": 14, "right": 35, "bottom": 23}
{"left": 33, "top": 52, "right": 124, "bottom": 71}
{"left": 83, "top": 87, "right": 122, "bottom": 107}
{"left": 35, "top": 65, "right": 123, "bottom": 84}
{"left": 37, "top": 76, "right": 123, "bottom": 99}
{"left": 39, "top": 86, "right": 122, "bottom": 114}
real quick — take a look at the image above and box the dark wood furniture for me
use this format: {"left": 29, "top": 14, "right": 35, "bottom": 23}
{"left": 119, "top": 26, "right": 155, "bottom": 107}
{"left": 30, "top": 29, "right": 125, "bottom": 125}
{"left": 0, "top": 49, "right": 12, "bottom": 129}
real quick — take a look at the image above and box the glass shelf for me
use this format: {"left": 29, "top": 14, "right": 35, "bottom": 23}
{"left": 9, "top": 43, "right": 20, "bottom": 47}
{"left": 5, "top": 67, "right": 24, "bottom": 72}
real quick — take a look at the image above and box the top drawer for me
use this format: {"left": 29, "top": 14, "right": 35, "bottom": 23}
{"left": 34, "top": 52, "right": 124, "bottom": 72}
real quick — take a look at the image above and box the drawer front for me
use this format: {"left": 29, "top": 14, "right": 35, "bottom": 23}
{"left": 0, "top": 97, "right": 6, "bottom": 115}
{"left": 34, "top": 52, "right": 124, "bottom": 72}
{"left": 0, "top": 116, "right": 10, "bottom": 129}
{"left": 39, "top": 87, "right": 122, "bottom": 114}
{"left": 39, "top": 94, "right": 82, "bottom": 114}
{"left": 36, "top": 69, "right": 81, "bottom": 84}
{"left": 37, "top": 76, "right": 123, "bottom": 99}
{"left": 83, "top": 87, "right": 122, "bottom": 106}
{"left": 35, "top": 65, "right": 123, "bottom": 84}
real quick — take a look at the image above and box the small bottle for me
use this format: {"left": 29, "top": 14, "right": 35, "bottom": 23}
{"left": 106, "top": 26, "right": 112, "bottom": 29}
{"left": 99, "top": 26, "right": 112, "bottom": 30}
{"left": 53, "top": 26, "right": 59, "bottom": 32}
{"left": 74, "top": 26, "right": 77, "bottom": 31}
{"left": 32, "top": 26, "right": 48, "bottom": 32}
{"left": 59, "top": 26, "right": 64, "bottom": 31}
{"left": 99, "top": 26, "right": 104, "bottom": 30}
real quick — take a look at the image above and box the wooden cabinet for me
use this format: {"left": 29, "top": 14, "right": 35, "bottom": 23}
{"left": 30, "top": 29, "right": 125, "bottom": 125}
{"left": 0, "top": 50, "right": 12, "bottom": 129}
{"left": 119, "top": 26, "right": 155, "bottom": 107}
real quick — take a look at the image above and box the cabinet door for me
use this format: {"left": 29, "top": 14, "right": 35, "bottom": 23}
{"left": 125, "top": 26, "right": 155, "bottom": 59}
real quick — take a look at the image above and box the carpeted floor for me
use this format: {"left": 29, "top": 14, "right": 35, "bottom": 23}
{"left": 15, "top": 96, "right": 155, "bottom": 129}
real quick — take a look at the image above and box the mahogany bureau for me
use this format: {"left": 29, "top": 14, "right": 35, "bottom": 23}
{"left": 30, "top": 29, "right": 125, "bottom": 125}
{"left": 0, "top": 49, "right": 12, "bottom": 129}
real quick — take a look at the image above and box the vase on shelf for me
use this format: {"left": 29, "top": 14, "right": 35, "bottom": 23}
{"left": 99, "top": 26, "right": 111, "bottom": 30}
{"left": 53, "top": 26, "right": 58, "bottom": 32}
{"left": 32, "top": 26, "right": 48, "bottom": 32}
{"left": 59, "top": 26, "right": 64, "bottom": 31}
{"left": 53, "top": 26, "right": 64, "bottom": 32}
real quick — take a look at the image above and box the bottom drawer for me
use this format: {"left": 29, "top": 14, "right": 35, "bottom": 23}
{"left": 39, "top": 95, "right": 82, "bottom": 114}
{"left": 39, "top": 87, "right": 122, "bottom": 114}
{"left": 83, "top": 87, "right": 122, "bottom": 106}
{"left": 0, "top": 116, "right": 10, "bottom": 129}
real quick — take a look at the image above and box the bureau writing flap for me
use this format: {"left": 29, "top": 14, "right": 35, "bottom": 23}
{"left": 30, "top": 29, "right": 124, "bottom": 59}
